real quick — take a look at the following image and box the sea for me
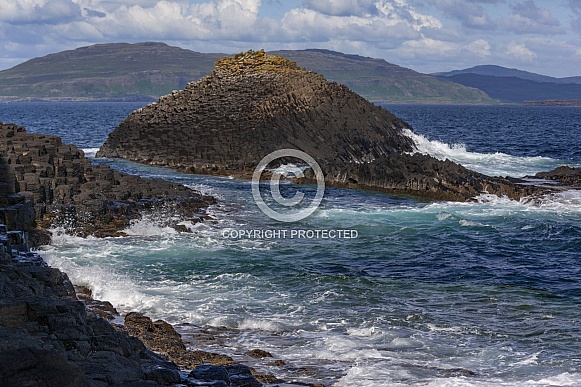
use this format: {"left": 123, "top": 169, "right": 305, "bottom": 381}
{"left": 1, "top": 102, "right": 581, "bottom": 386}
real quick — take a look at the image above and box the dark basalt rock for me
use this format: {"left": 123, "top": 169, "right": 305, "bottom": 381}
{"left": 0, "top": 256, "right": 181, "bottom": 386}
{"left": 97, "top": 50, "right": 544, "bottom": 201}
{"left": 532, "top": 166, "right": 581, "bottom": 187}
{"left": 98, "top": 50, "right": 415, "bottom": 171}
{"left": 247, "top": 349, "right": 273, "bottom": 359}
{"left": 316, "top": 152, "right": 541, "bottom": 201}
{"left": 124, "top": 312, "right": 236, "bottom": 369}
{"left": 0, "top": 122, "right": 214, "bottom": 240}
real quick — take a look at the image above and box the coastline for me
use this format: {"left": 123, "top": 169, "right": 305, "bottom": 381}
{"left": 2, "top": 111, "right": 581, "bottom": 385}
{"left": 0, "top": 121, "right": 324, "bottom": 386}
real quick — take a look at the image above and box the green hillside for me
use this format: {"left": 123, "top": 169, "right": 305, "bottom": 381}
{"left": 0, "top": 42, "right": 495, "bottom": 104}
{"left": 0, "top": 42, "right": 222, "bottom": 101}
{"left": 272, "top": 49, "right": 495, "bottom": 104}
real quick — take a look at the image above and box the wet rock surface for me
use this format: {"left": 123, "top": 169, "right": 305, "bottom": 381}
{"left": 0, "top": 122, "right": 214, "bottom": 239}
{"left": 532, "top": 165, "right": 581, "bottom": 187}
{"left": 0, "top": 252, "right": 181, "bottom": 386}
{"left": 124, "top": 312, "right": 286, "bottom": 386}
{"left": 98, "top": 50, "right": 547, "bottom": 201}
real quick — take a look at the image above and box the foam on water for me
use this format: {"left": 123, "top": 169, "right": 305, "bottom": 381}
{"left": 81, "top": 148, "right": 100, "bottom": 158}
{"left": 403, "top": 129, "right": 566, "bottom": 177}
{"left": 338, "top": 368, "right": 581, "bottom": 387}
{"left": 123, "top": 216, "right": 178, "bottom": 236}
{"left": 42, "top": 247, "right": 158, "bottom": 313}
{"left": 316, "top": 190, "right": 581, "bottom": 226}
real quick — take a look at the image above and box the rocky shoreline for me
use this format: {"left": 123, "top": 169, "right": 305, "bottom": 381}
{"left": 3, "top": 51, "right": 581, "bottom": 386}
{"left": 1, "top": 122, "right": 215, "bottom": 238}
{"left": 0, "top": 122, "right": 304, "bottom": 386}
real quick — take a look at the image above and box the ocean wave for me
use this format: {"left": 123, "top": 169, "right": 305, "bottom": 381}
{"left": 123, "top": 216, "right": 179, "bottom": 236}
{"left": 41, "top": 249, "right": 158, "bottom": 313}
{"left": 402, "top": 129, "right": 565, "bottom": 177}
{"left": 315, "top": 190, "right": 581, "bottom": 224}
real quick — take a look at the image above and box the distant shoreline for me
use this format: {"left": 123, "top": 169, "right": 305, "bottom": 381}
{"left": 523, "top": 99, "right": 581, "bottom": 106}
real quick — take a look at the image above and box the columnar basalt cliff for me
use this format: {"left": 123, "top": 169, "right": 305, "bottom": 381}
{"left": 0, "top": 253, "right": 183, "bottom": 386}
{"left": 97, "top": 51, "right": 414, "bottom": 171}
{"left": 98, "top": 50, "right": 540, "bottom": 201}
{"left": 0, "top": 123, "right": 277, "bottom": 386}
{"left": 1, "top": 122, "right": 214, "bottom": 238}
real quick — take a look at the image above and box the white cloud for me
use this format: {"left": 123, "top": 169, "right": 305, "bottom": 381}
{"left": 429, "top": 0, "right": 495, "bottom": 30}
{"left": 464, "top": 38, "right": 491, "bottom": 57}
{"left": 396, "top": 37, "right": 458, "bottom": 60}
{"left": 280, "top": 0, "right": 441, "bottom": 44}
{"left": 507, "top": 41, "right": 536, "bottom": 61}
{"left": 85, "top": 0, "right": 262, "bottom": 40}
{"left": 501, "top": 1, "right": 563, "bottom": 35}
{"left": 0, "top": 0, "right": 82, "bottom": 24}
{"left": 303, "top": 0, "right": 377, "bottom": 17}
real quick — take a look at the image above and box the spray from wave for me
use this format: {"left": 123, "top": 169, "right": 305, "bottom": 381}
{"left": 402, "top": 129, "right": 567, "bottom": 177}
{"left": 82, "top": 148, "right": 100, "bottom": 158}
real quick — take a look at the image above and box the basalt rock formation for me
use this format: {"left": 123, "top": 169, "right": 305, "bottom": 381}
{"left": 98, "top": 50, "right": 414, "bottom": 170}
{"left": 0, "top": 253, "right": 182, "bottom": 386}
{"left": 98, "top": 50, "right": 540, "bottom": 201}
{"left": 1, "top": 122, "right": 214, "bottom": 238}
{"left": 533, "top": 166, "right": 581, "bottom": 187}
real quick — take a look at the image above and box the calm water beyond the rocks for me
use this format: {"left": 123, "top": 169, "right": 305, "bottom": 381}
{"left": 1, "top": 102, "right": 581, "bottom": 386}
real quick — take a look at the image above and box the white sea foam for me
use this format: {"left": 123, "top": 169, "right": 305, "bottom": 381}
{"left": 81, "top": 148, "right": 100, "bottom": 158}
{"left": 346, "top": 326, "right": 383, "bottom": 337}
{"left": 238, "top": 318, "right": 283, "bottom": 332}
{"left": 402, "top": 129, "right": 564, "bottom": 177}
{"left": 315, "top": 189, "right": 581, "bottom": 228}
{"left": 41, "top": 250, "right": 158, "bottom": 313}
{"left": 268, "top": 163, "right": 307, "bottom": 177}
{"left": 337, "top": 364, "right": 581, "bottom": 387}
{"left": 123, "top": 216, "right": 178, "bottom": 236}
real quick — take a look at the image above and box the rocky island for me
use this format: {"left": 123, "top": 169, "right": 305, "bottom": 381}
{"left": 97, "top": 50, "right": 542, "bottom": 202}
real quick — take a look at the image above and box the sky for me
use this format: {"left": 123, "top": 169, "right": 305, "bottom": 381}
{"left": 1, "top": 0, "right": 581, "bottom": 77}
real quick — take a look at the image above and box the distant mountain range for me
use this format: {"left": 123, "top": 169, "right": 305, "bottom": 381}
{"left": 434, "top": 65, "right": 581, "bottom": 103}
{"left": 0, "top": 42, "right": 493, "bottom": 104}
{"left": 270, "top": 49, "right": 493, "bottom": 104}
{"left": 1, "top": 43, "right": 579, "bottom": 104}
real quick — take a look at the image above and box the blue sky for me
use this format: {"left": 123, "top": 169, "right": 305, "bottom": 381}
{"left": 1, "top": 0, "right": 581, "bottom": 77}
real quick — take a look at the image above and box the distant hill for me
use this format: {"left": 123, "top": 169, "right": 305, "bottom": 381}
{"left": 435, "top": 65, "right": 581, "bottom": 103}
{"left": 434, "top": 65, "right": 581, "bottom": 85}
{"left": 270, "top": 49, "right": 495, "bottom": 104}
{"left": 0, "top": 43, "right": 495, "bottom": 104}
{"left": 0, "top": 42, "right": 223, "bottom": 101}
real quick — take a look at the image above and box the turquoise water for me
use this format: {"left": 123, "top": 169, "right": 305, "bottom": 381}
{"left": 1, "top": 103, "right": 581, "bottom": 386}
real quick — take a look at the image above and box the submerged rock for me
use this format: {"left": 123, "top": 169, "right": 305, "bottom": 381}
{"left": 98, "top": 50, "right": 541, "bottom": 201}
